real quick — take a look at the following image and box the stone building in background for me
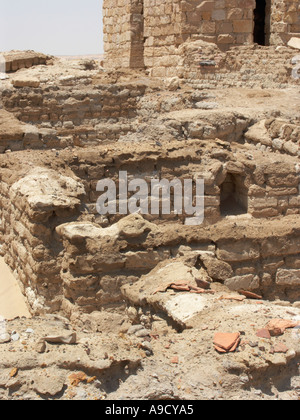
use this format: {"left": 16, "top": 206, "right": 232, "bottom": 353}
{"left": 103, "top": 0, "right": 300, "bottom": 70}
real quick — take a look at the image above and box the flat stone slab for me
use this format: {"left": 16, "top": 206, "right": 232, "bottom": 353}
{"left": 288, "top": 37, "right": 300, "bottom": 50}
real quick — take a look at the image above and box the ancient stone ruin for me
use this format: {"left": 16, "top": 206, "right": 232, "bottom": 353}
{"left": 0, "top": 0, "right": 299, "bottom": 401}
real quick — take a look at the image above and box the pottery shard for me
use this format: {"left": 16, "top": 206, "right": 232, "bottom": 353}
{"left": 214, "top": 332, "right": 240, "bottom": 353}
{"left": 256, "top": 328, "right": 271, "bottom": 339}
{"left": 272, "top": 343, "right": 289, "bottom": 354}
{"left": 266, "top": 319, "right": 298, "bottom": 337}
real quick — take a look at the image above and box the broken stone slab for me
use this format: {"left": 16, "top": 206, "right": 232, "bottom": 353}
{"left": 56, "top": 214, "right": 158, "bottom": 244}
{"left": 32, "top": 370, "right": 66, "bottom": 397}
{"left": 43, "top": 332, "right": 77, "bottom": 345}
{"left": 11, "top": 77, "right": 40, "bottom": 88}
{"left": 288, "top": 37, "right": 300, "bottom": 50}
{"left": 224, "top": 274, "right": 260, "bottom": 292}
{"left": 244, "top": 120, "right": 273, "bottom": 146}
{"left": 122, "top": 259, "right": 215, "bottom": 328}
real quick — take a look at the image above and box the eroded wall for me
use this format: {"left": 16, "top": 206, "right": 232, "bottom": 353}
{"left": 0, "top": 143, "right": 299, "bottom": 315}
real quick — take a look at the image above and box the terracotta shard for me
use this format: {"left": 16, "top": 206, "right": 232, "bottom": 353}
{"left": 239, "top": 290, "right": 263, "bottom": 300}
{"left": 256, "top": 328, "right": 271, "bottom": 339}
{"left": 214, "top": 332, "right": 241, "bottom": 353}
{"left": 153, "top": 280, "right": 214, "bottom": 295}
{"left": 219, "top": 294, "right": 246, "bottom": 302}
{"left": 271, "top": 343, "right": 289, "bottom": 354}
{"left": 266, "top": 319, "right": 299, "bottom": 336}
{"left": 170, "top": 284, "right": 191, "bottom": 292}
{"left": 195, "top": 278, "right": 211, "bottom": 289}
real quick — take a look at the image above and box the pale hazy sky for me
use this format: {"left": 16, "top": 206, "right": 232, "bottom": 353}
{"left": 0, "top": 0, "right": 104, "bottom": 55}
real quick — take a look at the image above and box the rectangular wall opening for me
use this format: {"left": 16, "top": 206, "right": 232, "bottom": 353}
{"left": 130, "top": 0, "right": 145, "bottom": 69}
{"left": 253, "top": 0, "right": 271, "bottom": 46}
{"left": 220, "top": 173, "right": 248, "bottom": 216}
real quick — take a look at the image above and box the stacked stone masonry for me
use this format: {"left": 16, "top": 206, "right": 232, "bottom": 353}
{"left": 103, "top": 0, "right": 300, "bottom": 71}
{"left": 0, "top": 142, "right": 299, "bottom": 315}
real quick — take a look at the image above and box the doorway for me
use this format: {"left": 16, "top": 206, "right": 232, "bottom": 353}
{"left": 253, "top": 0, "right": 270, "bottom": 46}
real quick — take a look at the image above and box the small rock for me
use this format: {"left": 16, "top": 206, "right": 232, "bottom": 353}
{"left": 11, "top": 333, "right": 20, "bottom": 342}
{"left": 127, "top": 307, "right": 138, "bottom": 322}
{"left": 9, "top": 368, "right": 18, "bottom": 378}
{"left": 239, "top": 375, "right": 250, "bottom": 384}
{"left": 127, "top": 325, "right": 144, "bottom": 335}
{"left": 69, "top": 371, "right": 87, "bottom": 387}
{"left": 33, "top": 371, "right": 66, "bottom": 397}
{"left": 36, "top": 339, "right": 46, "bottom": 354}
{"left": 0, "top": 333, "right": 11, "bottom": 344}
{"left": 141, "top": 342, "right": 153, "bottom": 354}
{"left": 135, "top": 329, "right": 151, "bottom": 338}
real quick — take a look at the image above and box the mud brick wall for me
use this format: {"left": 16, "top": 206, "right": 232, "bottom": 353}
{"left": 180, "top": 0, "right": 256, "bottom": 50}
{"left": 216, "top": 228, "right": 300, "bottom": 301}
{"left": 182, "top": 43, "right": 299, "bottom": 88}
{"left": 1, "top": 82, "right": 146, "bottom": 147}
{"left": 143, "top": 0, "right": 183, "bottom": 77}
{"left": 67, "top": 143, "right": 300, "bottom": 225}
{"left": 3, "top": 51, "right": 50, "bottom": 73}
{"left": 0, "top": 145, "right": 299, "bottom": 316}
{"left": 56, "top": 213, "right": 300, "bottom": 316}
{"left": 0, "top": 168, "right": 85, "bottom": 315}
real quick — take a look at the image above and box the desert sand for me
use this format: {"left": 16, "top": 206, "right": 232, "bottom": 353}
{"left": 0, "top": 257, "right": 31, "bottom": 320}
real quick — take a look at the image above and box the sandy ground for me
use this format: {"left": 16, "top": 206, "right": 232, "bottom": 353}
{"left": 0, "top": 257, "right": 30, "bottom": 320}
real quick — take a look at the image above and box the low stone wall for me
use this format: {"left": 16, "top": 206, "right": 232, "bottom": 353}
{"left": 56, "top": 214, "right": 300, "bottom": 316}
{"left": 1, "top": 82, "right": 146, "bottom": 148}
{"left": 3, "top": 51, "right": 51, "bottom": 73}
